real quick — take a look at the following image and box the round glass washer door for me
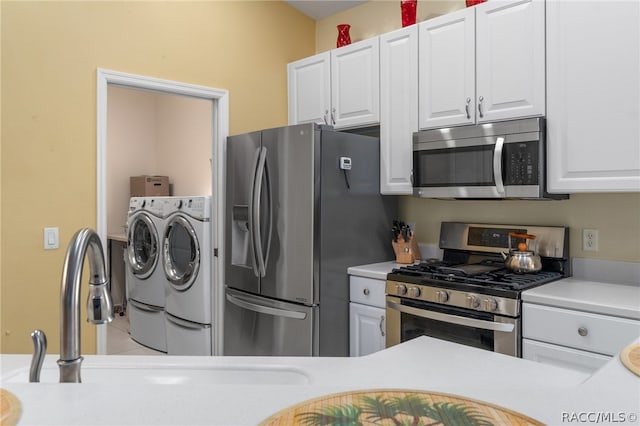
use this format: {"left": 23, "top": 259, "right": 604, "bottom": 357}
{"left": 127, "top": 213, "right": 159, "bottom": 279}
{"left": 163, "top": 215, "right": 200, "bottom": 291}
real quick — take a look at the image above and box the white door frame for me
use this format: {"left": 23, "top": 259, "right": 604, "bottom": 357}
{"left": 96, "top": 68, "right": 228, "bottom": 355}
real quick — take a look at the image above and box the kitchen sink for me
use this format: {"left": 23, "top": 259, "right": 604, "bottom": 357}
{"left": 2, "top": 358, "right": 311, "bottom": 385}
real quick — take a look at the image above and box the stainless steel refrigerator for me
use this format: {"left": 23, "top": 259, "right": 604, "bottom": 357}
{"left": 224, "top": 123, "right": 396, "bottom": 357}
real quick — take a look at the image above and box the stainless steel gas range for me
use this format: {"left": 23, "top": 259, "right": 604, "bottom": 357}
{"left": 386, "top": 222, "right": 570, "bottom": 357}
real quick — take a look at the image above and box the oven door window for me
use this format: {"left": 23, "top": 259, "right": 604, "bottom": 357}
{"left": 413, "top": 145, "right": 494, "bottom": 187}
{"left": 400, "top": 300, "right": 495, "bottom": 351}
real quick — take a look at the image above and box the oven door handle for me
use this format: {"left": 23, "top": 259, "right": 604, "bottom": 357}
{"left": 386, "top": 301, "right": 515, "bottom": 333}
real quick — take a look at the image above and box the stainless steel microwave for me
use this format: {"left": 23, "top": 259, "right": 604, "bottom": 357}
{"left": 412, "top": 117, "right": 567, "bottom": 199}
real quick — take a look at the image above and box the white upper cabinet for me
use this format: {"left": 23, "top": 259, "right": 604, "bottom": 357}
{"left": 418, "top": 0, "right": 545, "bottom": 130}
{"left": 475, "top": 0, "right": 545, "bottom": 122}
{"left": 331, "top": 38, "right": 380, "bottom": 129}
{"left": 546, "top": 0, "right": 640, "bottom": 193}
{"left": 287, "top": 52, "right": 331, "bottom": 126}
{"left": 419, "top": 8, "right": 475, "bottom": 129}
{"left": 380, "top": 26, "right": 418, "bottom": 195}
{"left": 287, "top": 39, "right": 380, "bottom": 130}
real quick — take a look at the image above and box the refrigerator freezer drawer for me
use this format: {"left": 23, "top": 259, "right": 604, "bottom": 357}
{"left": 223, "top": 288, "right": 318, "bottom": 356}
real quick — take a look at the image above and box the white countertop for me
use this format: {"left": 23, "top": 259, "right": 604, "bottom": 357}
{"left": 2, "top": 336, "right": 639, "bottom": 425}
{"left": 347, "top": 260, "right": 403, "bottom": 280}
{"left": 523, "top": 278, "right": 640, "bottom": 320}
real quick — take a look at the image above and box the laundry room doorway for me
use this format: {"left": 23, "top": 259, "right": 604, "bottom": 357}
{"left": 96, "top": 69, "right": 228, "bottom": 356}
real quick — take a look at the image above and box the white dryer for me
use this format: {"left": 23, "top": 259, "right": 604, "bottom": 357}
{"left": 126, "top": 197, "right": 168, "bottom": 352}
{"left": 162, "top": 196, "right": 213, "bottom": 355}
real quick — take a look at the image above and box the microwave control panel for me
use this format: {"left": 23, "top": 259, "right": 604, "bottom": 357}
{"left": 503, "top": 141, "right": 539, "bottom": 185}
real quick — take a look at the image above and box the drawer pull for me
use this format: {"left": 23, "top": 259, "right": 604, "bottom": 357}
{"left": 578, "top": 327, "right": 589, "bottom": 337}
{"left": 363, "top": 288, "right": 370, "bottom": 296}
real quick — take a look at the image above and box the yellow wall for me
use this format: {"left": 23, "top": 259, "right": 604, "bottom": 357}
{"left": 0, "top": 1, "right": 315, "bottom": 354}
{"left": 317, "top": 1, "right": 640, "bottom": 263}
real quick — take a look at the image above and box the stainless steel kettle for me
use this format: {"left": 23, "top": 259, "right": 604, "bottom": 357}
{"left": 501, "top": 232, "right": 542, "bottom": 273}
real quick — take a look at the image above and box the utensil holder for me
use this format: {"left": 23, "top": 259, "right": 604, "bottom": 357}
{"left": 392, "top": 235, "right": 418, "bottom": 264}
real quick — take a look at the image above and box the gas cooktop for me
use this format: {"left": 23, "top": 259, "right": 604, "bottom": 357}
{"left": 387, "top": 261, "right": 563, "bottom": 299}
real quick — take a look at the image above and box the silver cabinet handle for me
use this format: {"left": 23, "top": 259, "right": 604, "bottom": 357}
{"left": 493, "top": 137, "right": 505, "bottom": 196}
{"left": 578, "top": 327, "right": 588, "bottom": 337}
{"left": 227, "top": 292, "right": 307, "bottom": 320}
{"left": 363, "top": 288, "right": 370, "bottom": 295}
{"left": 478, "top": 95, "right": 484, "bottom": 118}
{"left": 379, "top": 315, "right": 385, "bottom": 337}
{"left": 331, "top": 107, "right": 336, "bottom": 125}
{"left": 465, "top": 97, "right": 471, "bottom": 119}
{"left": 386, "top": 300, "right": 515, "bottom": 333}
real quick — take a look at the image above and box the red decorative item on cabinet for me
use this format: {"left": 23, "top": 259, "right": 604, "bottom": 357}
{"left": 401, "top": 0, "right": 417, "bottom": 27}
{"left": 466, "top": 0, "right": 486, "bottom": 6}
{"left": 336, "top": 24, "right": 351, "bottom": 48}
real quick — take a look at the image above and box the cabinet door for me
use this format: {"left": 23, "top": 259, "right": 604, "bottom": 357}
{"left": 331, "top": 38, "right": 380, "bottom": 129}
{"left": 287, "top": 52, "right": 331, "bottom": 125}
{"left": 475, "top": 0, "right": 545, "bottom": 123}
{"left": 380, "top": 26, "right": 418, "bottom": 194}
{"left": 523, "top": 339, "right": 610, "bottom": 375}
{"left": 349, "top": 302, "right": 386, "bottom": 357}
{"left": 546, "top": 1, "right": 640, "bottom": 192}
{"left": 418, "top": 7, "right": 475, "bottom": 129}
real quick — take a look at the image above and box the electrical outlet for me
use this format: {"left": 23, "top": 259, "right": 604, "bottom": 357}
{"left": 582, "top": 228, "right": 599, "bottom": 252}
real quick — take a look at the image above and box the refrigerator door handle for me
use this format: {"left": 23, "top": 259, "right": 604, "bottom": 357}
{"left": 248, "top": 147, "right": 262, "bottom": 278}
{"left": 262, "top": 148, "right": 273, "bottom": 275}
{"left": 226, "top": 292, "right": 307, "bottom": 320}
{"left": 253, "top": 146, "right": 272, "bottom": 278}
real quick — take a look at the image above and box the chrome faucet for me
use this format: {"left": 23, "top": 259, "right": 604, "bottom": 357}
{"left": 57, "top": 228, "right": 114, "bottom": 383}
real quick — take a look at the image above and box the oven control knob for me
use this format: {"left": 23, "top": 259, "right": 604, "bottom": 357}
{"left": 396, "top": 284, "right": 407, "bottom": 296}
{"left": 482, "top": 298, "right": 499, "bottom": 312}
{"left": 408, "top": 287, "right": 421, "bottom": 298}
{"left": 466, "top": 295, "right": 480, "bottom": 309}
{"left": 436, "top": 290, "right": 449, "bottom": 303}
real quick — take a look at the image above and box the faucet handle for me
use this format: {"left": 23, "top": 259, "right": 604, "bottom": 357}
{"left": 29, "top": 329, "right": 47, "bottom": 382}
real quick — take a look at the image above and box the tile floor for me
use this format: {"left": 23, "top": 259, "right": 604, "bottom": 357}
{"left": 106, "top": 312, "right": 164, "bottom": 356}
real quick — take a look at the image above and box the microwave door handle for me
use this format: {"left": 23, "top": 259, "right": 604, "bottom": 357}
{"left": 493, "top": 136, "right": 505, "bottom": 196}
{"left": 226, "top": 292, "right": 307, "bottom": 320}
{"left": 386, "top": 300, "right": 515, "bottom": 333}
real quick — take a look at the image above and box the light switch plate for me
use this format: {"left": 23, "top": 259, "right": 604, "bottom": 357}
{"left": 44, "top": 227, "right": 59, "bottom": 250}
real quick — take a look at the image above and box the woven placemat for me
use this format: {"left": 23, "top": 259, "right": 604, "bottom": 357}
{"left": 0, "top": 388, "right": 21, "bottom": 426}
{"left": 620, "top": 343, "right": 640, "bottom": 376}
{"left": 260, "top": 388, "right": 543, "bottom": 425}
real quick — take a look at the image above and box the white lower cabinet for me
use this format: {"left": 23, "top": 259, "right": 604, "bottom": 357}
{"left": 349, "top": 276, "right": 386, "bottom": 357}
{"left": 523, "top": 303, "right": 640, "bottom": 374}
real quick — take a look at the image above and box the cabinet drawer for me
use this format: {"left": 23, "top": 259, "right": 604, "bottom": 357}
{"left": 349, "top": 276, "right": 386, "bottom": 308}
{"left": 523, "top": 339, "right": 610, "bottom": 375}
{"left": 523, "top": 303, "right": 640, "bottom": 356}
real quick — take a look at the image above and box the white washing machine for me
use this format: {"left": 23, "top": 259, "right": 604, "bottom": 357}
{"left": 162, "top": 196, "right": 213, "bottom": 355}
{"left": 126, "top": 197, "right": 168, "bottom": 352}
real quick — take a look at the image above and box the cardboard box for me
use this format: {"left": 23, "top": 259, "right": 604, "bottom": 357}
{"left": 130, "top": 175, "right": 170, "bottom": 197}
